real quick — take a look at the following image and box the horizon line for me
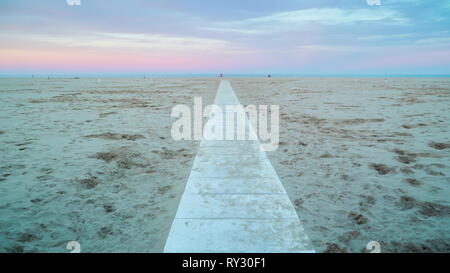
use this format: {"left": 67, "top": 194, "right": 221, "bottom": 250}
{"left": 1, "top": 73, "right": 450, "bottom": 78}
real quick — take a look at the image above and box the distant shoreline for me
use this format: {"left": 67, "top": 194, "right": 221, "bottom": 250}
{"left": 1, "top": 74, "right": 450, "bottom": 79}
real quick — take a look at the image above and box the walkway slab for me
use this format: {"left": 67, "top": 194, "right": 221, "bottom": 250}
{"left": 164, "top": 80, "right": 314, "bottom": 253}
{"left": 166, "top": 219, "right": 313, "bottom": 253}
{"left": 175, "top": 194, "right": 296, "bottom": 219}
{"left": 184, "top": 177, "right": 286, "bottom": 195}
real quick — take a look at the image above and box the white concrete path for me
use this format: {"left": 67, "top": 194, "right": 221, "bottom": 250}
{"left": 164, "top": 80, "right": 314, "bottom": 253}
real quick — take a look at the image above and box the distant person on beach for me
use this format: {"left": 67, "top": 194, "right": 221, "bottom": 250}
{"left": 220, "top": 73, "right": 223, "bottom": 78}
{"left": 268, "top": 74, "right": 271, "bottom": 78}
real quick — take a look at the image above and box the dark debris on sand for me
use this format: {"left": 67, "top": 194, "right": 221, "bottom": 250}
{"left": 97, "top": 226, "right": 114, "bottom": 239}
{"left": 4, "top": 245, "right": 24, "bottom": 253}
{"left": 89, "top": 148, "right": 147, "bottom": 169}
{"left": 349, "top": 212, "right": 368, "bottom": 225}
{"left": 294, "top": 198, "right": 304, "bottom": 208}
{"left": 404, "top": 178, "right": 421, "bottom": 186}
{"left": 398, "top": 196, "right": 417, "bottom": 210}
{"left": 17, "top": 232, "right": 41, "bottom": 243}
{"left": 324, "top": 243, "right": 348, "bottom": 253}
{"left": 387, "top": 240, "right": 450, "bottom": 253}
{"left": 78, "top": 176, "right": 100, "bottom": 189}
{"left": 103, "top": 204, "right": 115, "bottom": 213}
{"left": 156, "top": 185, "right": 172, "bottom": 195}
{"left": 369, "top": 163, "right": 394, "bottom": 175}
{"left": 397, "top": 195, "right": 450, "bottom": 217}
{"left": 392, "top": 149, "right": 417, "bottom": 164}
{"left": 428, "top": 142, "right": 450, "bottom": 150}
{"left": 419, "top": 202, "right": 450, "bottom": 217}
{"left": 152, "top": 147, "right": 193, "bottom": 160}
{"left": 89, "top": 152, "right": 118, "bottom": 163}
{"left": 84, "top": 132, "right": 145, "bottom": 141}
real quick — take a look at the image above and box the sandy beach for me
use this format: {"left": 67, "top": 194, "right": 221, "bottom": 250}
{"left": 0, "top": 77, "right": 217, "bottom": 252}
{"left": 232, "top": 77, "right": 450, "bottom": 252}
{"left": 0, "top": 77, "right": 449, "bottom": 253}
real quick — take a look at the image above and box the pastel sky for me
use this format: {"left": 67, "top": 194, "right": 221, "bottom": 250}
{"left": 1, "top": 0, "right": 449, "bottom": 75}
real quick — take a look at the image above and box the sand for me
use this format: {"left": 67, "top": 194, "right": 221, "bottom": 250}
{"left": 232, "top": 77, "right": 450, "bottom": 253}
{"left": 0, "top": 76, "right": 449, "bottom": 253}
{"left": 0, "top": 77, "right": 217, "bottom": 252}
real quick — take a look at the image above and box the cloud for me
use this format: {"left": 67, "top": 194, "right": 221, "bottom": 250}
{"left": 1, "top": 1, "right": 448, "bottom": 74}
{"left": 357, "top": 31, "right": 450, "bottom": 47}
{"left": 204, "top": 7, "right": 409, "bottom": 34}
{"left": 357, "top": 33, "right": 415, "bottom": 41}
{"left": 2, "top": 31, "right": 248, "bottom": 54}
{"left": 296, "top": 44, "right": 360, "bottom": 53}
{"left": 413, "top": 36, "right": 450, "bottom": 46}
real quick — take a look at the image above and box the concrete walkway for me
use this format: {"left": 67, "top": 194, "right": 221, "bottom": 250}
{"left": 164, "top": 80, "right": 314, "bottom": 253}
